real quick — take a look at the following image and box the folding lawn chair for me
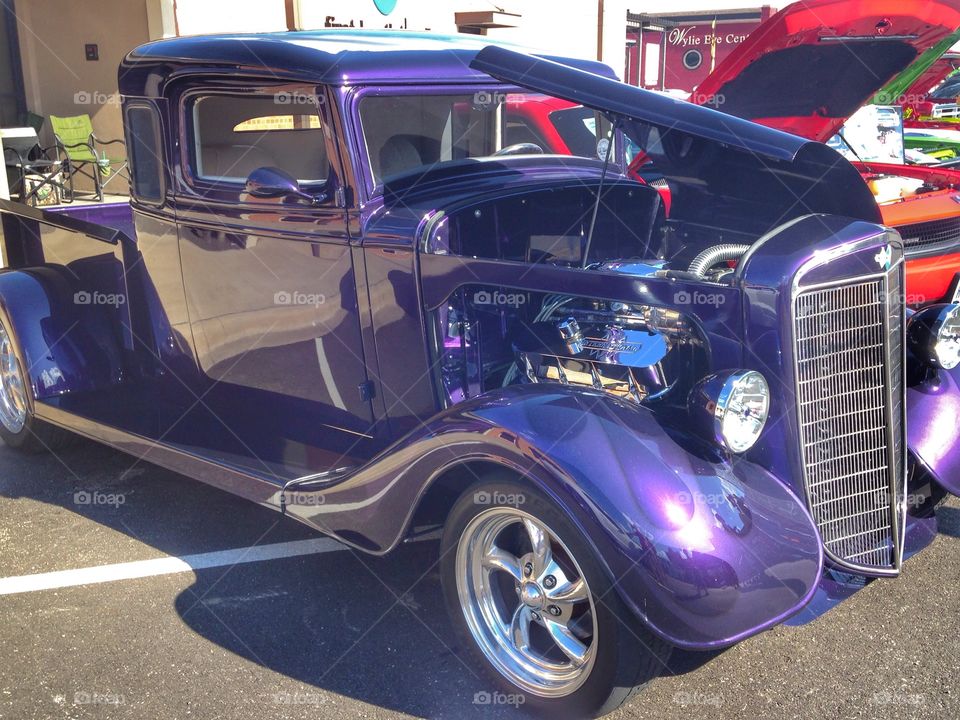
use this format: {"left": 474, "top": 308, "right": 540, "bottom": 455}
{"left": 50, "top": 114, "right": 129, "bottom": 202}
{"left": 2, "top": 128, "right": 68, "bottom": 207}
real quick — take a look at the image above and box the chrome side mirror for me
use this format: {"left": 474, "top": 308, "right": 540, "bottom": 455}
{"left": 244, "top": 166, "right": 326, "bottom": 205}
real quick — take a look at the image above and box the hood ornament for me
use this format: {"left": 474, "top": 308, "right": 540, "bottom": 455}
{"left": 875, "top": 245, "right": 893, "bottom": 271}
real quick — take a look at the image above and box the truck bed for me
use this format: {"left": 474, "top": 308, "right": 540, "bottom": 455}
{"left": 45, "top": 201, "right": 135, "bottom": 242}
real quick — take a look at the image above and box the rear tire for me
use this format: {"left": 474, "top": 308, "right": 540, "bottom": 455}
{"left": 0, "top": 318, "right": 72, "bottom": 454}
{"left": 440, "top": 476, "right": 671, "bottom": 718}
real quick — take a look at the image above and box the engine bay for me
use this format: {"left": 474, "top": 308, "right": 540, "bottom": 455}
{"left": 432, "top": 285, "right": 706, "bottom": 408}
{"left": 424, "top": 181, "right": 751, "bottom": 408}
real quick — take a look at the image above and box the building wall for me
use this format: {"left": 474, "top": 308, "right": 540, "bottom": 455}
{"left": 16, "top": 0, "right": 151, "bottom": 157}
{"left": 14, "top": 0, "right": 633, "bottom": 165}
{"left": 483, "top": 0, "right": 630, "bottom": 77}
{"left": 175, "top": 0, "right": 287, "bottom": 35}
{"left": 633, "top": 0, "right": 777, "bottom": 10}
{"left": 175, "top": 0, "right": 631, "bottom": 79}
{"left": 627, "top": 7, "right": 774, "bottom": 91}
{"left": 0, "top": 13, "right": 22, "bottom": 127}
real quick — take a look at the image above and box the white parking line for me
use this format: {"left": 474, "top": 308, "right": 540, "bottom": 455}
{"left": 0, "top": 537, "right": 347, "bottom": 596}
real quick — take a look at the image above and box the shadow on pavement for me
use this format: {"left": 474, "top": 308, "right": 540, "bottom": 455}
{"left": 936, "top": 505, "right": 960, "bottom": 539}
{"left": 6, "top": 437, "right": 960, "bottom": 718}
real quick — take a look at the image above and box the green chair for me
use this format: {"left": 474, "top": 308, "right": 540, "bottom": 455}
{"left": 50, "top": 114, "right": 128, "bottom": 202}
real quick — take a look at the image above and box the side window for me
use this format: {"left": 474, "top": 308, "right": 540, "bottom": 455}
{"left": 188, "top": 93, "right": 329, "bottom": 187}
{"left": 125, "top": 104, "right": 164, "bottom": 204}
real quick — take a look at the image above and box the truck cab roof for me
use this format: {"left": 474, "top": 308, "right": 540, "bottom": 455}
{"left": 118, "top": 29, "right": 618, "bottom": 96}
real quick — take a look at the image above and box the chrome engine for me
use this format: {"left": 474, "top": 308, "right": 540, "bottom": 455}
{"left": 519, "top": 318, "right": 671, "bottom": 402}
{"left": 510, "top": 277, "right": 689, "bottom": 404}
{"left": 435, "top": 262, "right": 699, "bottom": 408}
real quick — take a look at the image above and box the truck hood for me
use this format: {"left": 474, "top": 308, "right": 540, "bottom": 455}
{"left": 692, "top": 0, "right": 960, "bottom": 143}
{"left": 471, "top": 45, "right": 881, "bottom": 225}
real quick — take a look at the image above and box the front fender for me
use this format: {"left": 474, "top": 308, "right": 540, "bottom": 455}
{"left": 0, "top": 268, "right": 123, "bottom": 400}
{"left": 907, "top": 365, "right": 960, "bottom": 496}
{"left": 284, "top": 385, "right": 822, "bottom": 650}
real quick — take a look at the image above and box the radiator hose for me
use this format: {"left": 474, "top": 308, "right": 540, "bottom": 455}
{"left": 688, "top": 244, "right": 751, "bottom": 278}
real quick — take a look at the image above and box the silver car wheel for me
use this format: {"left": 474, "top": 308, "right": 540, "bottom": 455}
{"left": 0, "top": 322, "right": 27, "bottom": 434}
{"left": 456, "top": 506, "right": 597, "bottom": 698}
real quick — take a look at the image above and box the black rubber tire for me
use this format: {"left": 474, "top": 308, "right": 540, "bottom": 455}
{"left": 440, "top": 476, "right": 672, "bottom": 718}
{"left": 0, "top": 320, "right": 74, "bottom": 455}
{"left": 0, "top": 409, "right": 73, "bottom": 455}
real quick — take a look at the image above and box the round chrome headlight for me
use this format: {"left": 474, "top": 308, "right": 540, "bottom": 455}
{"left": 908, "top": 303, "right": 960, "bottom": 370}
{"left": 690, "top": 370, "right": 770, "bottom": 453}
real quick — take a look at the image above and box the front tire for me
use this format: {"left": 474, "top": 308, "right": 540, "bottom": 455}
{"left": 441, "top": 478, "right": 671, "bottom": 718}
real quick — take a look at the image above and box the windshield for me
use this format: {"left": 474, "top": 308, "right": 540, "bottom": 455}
{"left": 930, "top": 75, "right": 960, "bottom": 100}
{"left": 357, "top": 89, "right": 614, "bottom": 190}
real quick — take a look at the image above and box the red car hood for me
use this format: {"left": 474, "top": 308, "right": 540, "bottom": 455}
{"left": 694, "top": 0, "right": 960, "bottom": 143}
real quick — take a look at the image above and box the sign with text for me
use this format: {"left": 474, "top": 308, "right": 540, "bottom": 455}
{"left": 627, "top": 9, "right": 773, "bottom": 92}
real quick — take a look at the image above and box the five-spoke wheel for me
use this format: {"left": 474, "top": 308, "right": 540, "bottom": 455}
{"left": 441, "top": 478, "right": 670, "bottom": 718}
{"left": 457, "top": 507, "right": 597, "bottom": 697}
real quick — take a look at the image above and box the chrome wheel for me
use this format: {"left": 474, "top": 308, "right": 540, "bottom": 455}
{"left": 456, "top": 507, "right": 597, "bottom": 698}
{"left": 0, "top": 322, "right": 27, "bottom": 434}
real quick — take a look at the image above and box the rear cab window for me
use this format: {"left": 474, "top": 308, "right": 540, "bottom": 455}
{"left": 124, "top": 103, "right": 165, "bottom": 205}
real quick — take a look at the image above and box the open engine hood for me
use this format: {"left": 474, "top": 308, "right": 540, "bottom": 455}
{"left": 692, "top": 0, "right": 960, "bottom": 143}
{"left": 873, "top": 34, "right": 960, "bottom": 106}
{"left": 471, "top": 45, "right": 881, "bottom": 227}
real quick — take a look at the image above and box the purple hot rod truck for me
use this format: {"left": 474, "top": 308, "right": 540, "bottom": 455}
{"left": 0, "top": 30, "right": 959, "bottom": 717}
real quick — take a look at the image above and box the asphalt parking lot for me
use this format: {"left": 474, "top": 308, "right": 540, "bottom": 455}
{"left": 0, "top": 436, "right": 957, "bottom": 720}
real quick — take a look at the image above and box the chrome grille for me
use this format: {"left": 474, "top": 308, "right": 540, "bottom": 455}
{"left": 895, "top": 216, "right": 960, "bottom": 255}
{"left": 793, "top": 271, "right": 905, "bottom": 572}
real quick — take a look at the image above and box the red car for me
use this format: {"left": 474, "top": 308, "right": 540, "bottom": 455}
{"left": 694, "top": 0, "right": 960, "bottom": 305}
{"left": 505, "top": 95, "right": 675, "bottom": 213}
